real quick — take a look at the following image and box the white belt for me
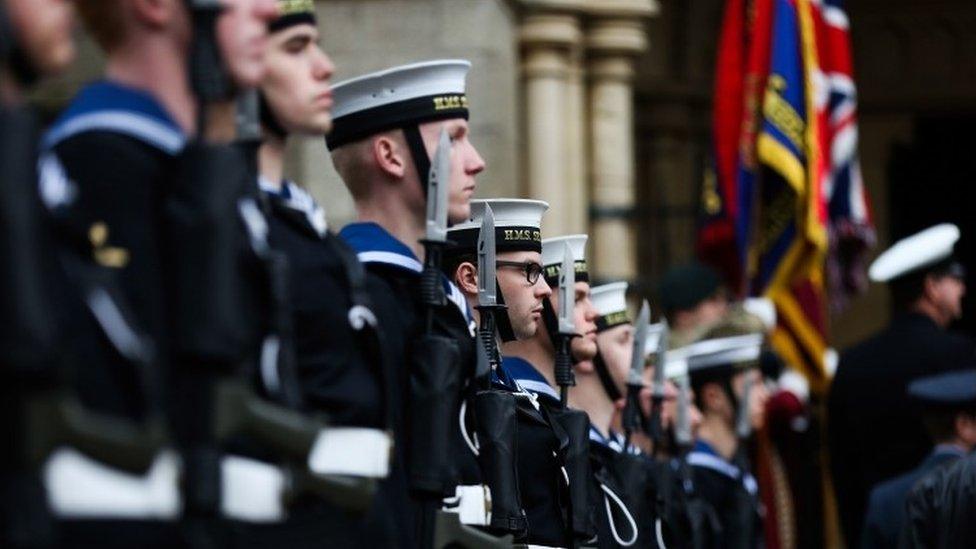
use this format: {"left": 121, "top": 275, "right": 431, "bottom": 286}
{"left": 307, "top": 427, "right": 391, "bottom": 478}
{"left": 43, "top": 447, "right": 181, "bottom": 520}
{"left": 220, "top": 455, "right": 287, "bottom": 523}
{"left": 442, "top": 484, "right": 491, "bottom": 526}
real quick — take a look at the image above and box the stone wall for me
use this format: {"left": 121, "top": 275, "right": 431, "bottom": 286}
{"left": 302, "top": 0, "right": 523, "bottom": 227}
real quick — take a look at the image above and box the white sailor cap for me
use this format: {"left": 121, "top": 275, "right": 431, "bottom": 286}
{"left": 447, "top": 199, "right": 548, "bottom": 255}
{"left": 326, "top": 59, "right": 471, "bottom": 150}
{"left": 541, "top": 234, "right": 588, "bottom": 285}
{"left": 683, "top": 333, "right": 763, "bottom": 373}
{"left": 591, "top": 282, "right": 629, "bottom": 332}
{"left": 868, "top": 223, "right": 964, "bottom": 283}
{"left": 642, "top": 330, "right": 761, "bottom": 381}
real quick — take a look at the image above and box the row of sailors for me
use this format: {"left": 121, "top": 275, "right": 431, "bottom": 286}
{"left": 1, "top": 0, "right": 826, "bottom": 547}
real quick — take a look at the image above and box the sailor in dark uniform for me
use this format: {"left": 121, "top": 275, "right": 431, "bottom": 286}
{"left": 41, "top": 1, "right": 277, "bottom": 546}
{"left": 683, "top": 321, "right": 768, "bottom": 549}
{"left": 1, "top": 2, "right": 76, "bottom": 547}
{"left": 584, "top": 282, "right": 658, "bottom": 548}
{"left": 859, "top": 368, "right": 976, "bottom": 549}
{"left": 501, "top": 233, "right": 602, "bottom": 546}
{"left": 443, "top": 198, "right": 581, "bottom": 545}
{"left": 327, "top": 60, "right": 485, "bottom": 547}
{"left": 828, "top": 223, "right": 976, "bottom": 545}
{"left": 246, "top": 2, "right": 400, "bottom": 546}
{"left": 503, "top": 234, "right": 601, "bottom": 403}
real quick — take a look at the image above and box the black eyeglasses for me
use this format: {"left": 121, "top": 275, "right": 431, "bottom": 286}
{"left": 496, "top": 260, "right": 544, "bottom": 285}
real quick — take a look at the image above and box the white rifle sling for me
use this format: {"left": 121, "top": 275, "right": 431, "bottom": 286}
{"left": 307, "top": 427, "right": 392, "bottom": 478}
{"left": 220, "top": 455, "right": 287, "bottom": 523}
{"left": 443, "top": 484, "right": 492, "bottom": 526}
{"left": 44, "top": 447, "right": 181, "bottom": 519}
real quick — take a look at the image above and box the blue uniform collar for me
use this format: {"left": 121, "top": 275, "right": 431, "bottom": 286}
{"left": 932, "top": 444, "right": 968, "bottom": 460}
{"left": 260, "top": 176, "right": 328, "bottom": 236}
{"left": 339, "top": 222, "right": 423, "bottom": 273}
{"left": 503, "top": 356, "right": 560, "bottom": 403}
{"left": 45, "top": 80, "right": 185, "bottom": 154}
{"left": 687, "top": 439, "right": 758, "bottom": 495}
{"left": 590, "top": 425, "right": 626, "bottom": 453}
{"left": 339, "top": 222, "right": 474, "bottom": 327}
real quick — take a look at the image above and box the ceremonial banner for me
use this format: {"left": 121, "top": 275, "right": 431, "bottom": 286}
{"left": 703, "top": 0, "right": 872, "bottom": 392}
{"left": 816, "top": 0, "right": 875, "bottom": 311}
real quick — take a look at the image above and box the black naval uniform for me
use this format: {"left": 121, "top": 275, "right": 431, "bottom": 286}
{"left": 828, "top": 312, "right": 976, "bottom": 543}
{"left": 861, "top": 445, "right": 964, "bottom": 549}
{"left": 41, "top": 80, "right": 185, "bottom": 547}
{"left": 687, "top": 440, "right": 762, "bottom": 548}
{"left": 228, "top": 179, "right": 407, "bottom": 548}
{"left": 587, "top": 428, "right": 648, "bottom": 548}
{"left": 338, "top": 221, "right": 481, "bottom": 546}
{"left": 502, "top": 356, "right": 579, "bottom": 547}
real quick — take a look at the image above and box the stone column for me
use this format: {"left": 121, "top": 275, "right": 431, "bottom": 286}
{"left": 564, "top": 42, "right": 589, "bottom": 235}
{"left": 520, "top": 9, "right": 583, "bottom": 236}
{"left": 584, "top": 2, "right": 656, "bottom": 282}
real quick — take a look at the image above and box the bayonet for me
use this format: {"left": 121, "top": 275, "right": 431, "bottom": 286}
{"left": 651, "top": 320, "right": 669, "bottom": 400}
{"left": 477, "top": 205, "right": 497, "bottom": 308}
{"left": 647, "top": 319, "right": 671, "bottom": 455}
{"left": 675, "top": 374, "right": 693, "bottom": 448}
{"left": 627, "top": 300, "right": 651, "bottom": 387}
{"left": 425, "top": 128, "right": 450, "bottom": 243}
{"left": 555, "top": 243, "right": 576, "bottom": 405}
{"left": 557, "top": 243, "right": 575, "bottom": 336}
{"left": 736, "top": 374, "right": 754, "bottom": 441}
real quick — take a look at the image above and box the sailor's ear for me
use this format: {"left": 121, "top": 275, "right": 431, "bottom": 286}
{"left": 456, "top": 261, "right": 479, "bottom": 296}
{"left": 132, "top": 0, "right": 173, "bottom": 28}
{"left": 372, "top": 133, "right": 408, "bottom": 180}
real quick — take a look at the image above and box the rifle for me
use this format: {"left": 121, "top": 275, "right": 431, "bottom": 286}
{"left": 554, "top": 243, "right": 577, "bottom": 406}
{"left": 475, "top": 205, "right": 503, "bottom": 384}
{"left": 464, "top": 205, "right": 527, "bottom": 539}
{"left": 621, "top": 301, "right": 651, "bottom": 451}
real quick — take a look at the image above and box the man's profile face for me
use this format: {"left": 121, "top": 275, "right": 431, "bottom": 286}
{"left": 217, "top": 0, "right": 278, "bottom": 88}
{"left": 932, "top": 274, "right": 966, "bottom": 322}
{"left": 596, "top": 324, "right": 633, "bottom": 397}
{"left": 261, "top": 23, "right": 336, "bottom": 134}
{"left": 549, "top": 281, "right": 599, "bottom": 362}
{"left": 419, "top": 118, "right": 485, "bottom": 225}
{"left": 6, "top": 0, "right": 76, "bottom": 76}
{"left": 496, "top": 250, "right": 550, "bottom": 340}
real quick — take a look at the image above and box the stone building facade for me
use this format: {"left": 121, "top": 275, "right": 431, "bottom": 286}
{"left": 36, "top": 0, "right": 976, "bottom": 349}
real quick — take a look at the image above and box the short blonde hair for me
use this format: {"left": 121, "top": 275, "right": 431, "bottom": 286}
{"left": 329, "top": 129, "right": 405, "bottom": 202}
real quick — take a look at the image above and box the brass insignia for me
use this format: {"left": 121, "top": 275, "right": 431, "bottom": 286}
{"left": 433, "top": 95, "right": 469, "bottom": 111}
{"left": 89, "top": 222, "right": 130, "bottom": 268}
{"left": 277, "top": 0, "right": 315, "bottom": 16}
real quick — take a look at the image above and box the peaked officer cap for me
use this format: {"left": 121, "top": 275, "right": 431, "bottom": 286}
{"left": 869, "top": 223, "right": 964, "bottom": 283}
